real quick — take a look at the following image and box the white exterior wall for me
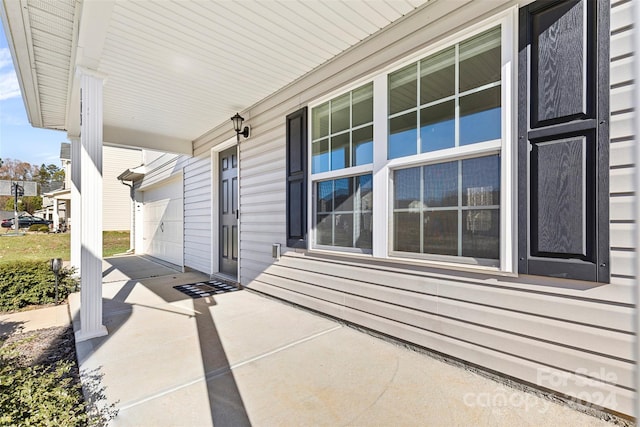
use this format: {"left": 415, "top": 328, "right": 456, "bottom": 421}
{"left": 188, "top": 0, "right": 635, "bottom": 417}
{"left": 102, "top": 146, "right": 142, "bottom": 231}
{"left": 141, "top": 175, "right": 184, "bottom": 266}
{"left": 136, "top": 152, "right": 188, "bottom": 265}
{"left": 183, "top": 154, "right": 212, "bottom": 274}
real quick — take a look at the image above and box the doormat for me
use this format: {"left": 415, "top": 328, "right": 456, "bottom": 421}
{"left": 173, "top": 280, "right": 239, "bottom": 298}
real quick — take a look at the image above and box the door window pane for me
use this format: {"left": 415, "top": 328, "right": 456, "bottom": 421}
{"left": 389, "top": 112, "right": 417, "bottom": 159}
{"left": 459, "top": 86, "right": 501, "bottom": 146}
{"left": 389, "top": 63, "right": 417, "bottom": 115}
{"left": 420, "top": 47, "right": 455, "bottom": 104}
{"left": 420, "top": 100, "right": 455, "bottom": 153}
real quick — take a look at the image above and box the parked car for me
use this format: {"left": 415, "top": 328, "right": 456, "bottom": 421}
{"left": 1, "top": 214, "right": 53, "bottom": 229}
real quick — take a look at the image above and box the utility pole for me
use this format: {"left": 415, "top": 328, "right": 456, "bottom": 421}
{"left": 10, "top": 182, "right": 24, "bottom": 233}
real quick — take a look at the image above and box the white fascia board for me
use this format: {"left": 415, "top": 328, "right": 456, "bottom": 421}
{"left": 1, "top": 0, "right": 42, "bottom": 128}
{"left": 104, "top": 125, "right": 193, "bottom": 156}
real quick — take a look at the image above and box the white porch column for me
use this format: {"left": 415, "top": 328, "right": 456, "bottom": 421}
{"left": 75, "top": 68, "right": 108, "bottom": 342}
{"left": 69, "top": 136, "right": 81, "bottom": 274}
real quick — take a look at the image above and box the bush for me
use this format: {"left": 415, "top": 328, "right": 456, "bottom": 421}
{"left": 0, "top": 339, "right": 88, "bottom": 426}
{"left": 28, "top": 224, "right": 50, "bottom": 233}
{"left": 0, "top": 261, "right": 77, "bottom": 311}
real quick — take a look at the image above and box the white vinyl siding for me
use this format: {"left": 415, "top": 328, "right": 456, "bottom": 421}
{"left": 608, "top": 0, "right": 635, "bottom": 280}
{"left": 183, "top": 154, "right": 212, "bottom": 274}
{"left": 102, "top": 146, "right": 142, "bottom": 231}
{"left": 191, "top": 0, "right": 636, "bottom": 417}
{"left": 240, "top": 135, "right": 287, "bottom": 282}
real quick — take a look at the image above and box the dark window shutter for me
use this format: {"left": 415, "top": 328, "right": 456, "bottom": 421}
{"left": 518, "top": 0, "right": 609, "bottom": 282}
{"left": 286, "top": 107, "right": 308, "bottom": 248}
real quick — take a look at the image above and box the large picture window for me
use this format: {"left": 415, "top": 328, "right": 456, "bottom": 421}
{"left": 308, "top": 13, "right": 513, "bottom": 269}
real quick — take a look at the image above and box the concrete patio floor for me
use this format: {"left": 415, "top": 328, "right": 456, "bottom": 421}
{"left": 69, "top": 255, "right": 614, "bottom": 426}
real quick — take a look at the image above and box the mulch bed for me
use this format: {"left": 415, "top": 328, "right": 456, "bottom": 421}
{"left": 1, "top": 325, "right": 79, "bottom": 372}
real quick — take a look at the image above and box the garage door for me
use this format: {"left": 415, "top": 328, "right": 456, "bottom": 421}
{"left": 142, "top": 176, "right": 183, "bottom": 266}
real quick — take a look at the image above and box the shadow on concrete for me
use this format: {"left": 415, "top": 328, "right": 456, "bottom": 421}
{"left": 194, "top": 297, "right": 251, "bottom": 426}
{"left": 74, "top": 256, "right": 250, "bottom": 425}
{"left": 101, "top": 265, "right": 116, "bottom": 279}
{"left": 102, "top": 255, "right": 181, "bottom": 281}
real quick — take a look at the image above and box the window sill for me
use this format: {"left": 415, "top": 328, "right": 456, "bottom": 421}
{"left": 303, "top": 248, "right": 518, "bottom": 279}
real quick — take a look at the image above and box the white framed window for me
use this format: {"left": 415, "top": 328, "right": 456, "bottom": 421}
{"left": 310, "top": 82, "right": 375, "bottom": 252}
{"left": 311, "top": 83, "right": 374, "bottom": 173}
{"left": 308, "top": 9, "right": 516, "bottom": 271}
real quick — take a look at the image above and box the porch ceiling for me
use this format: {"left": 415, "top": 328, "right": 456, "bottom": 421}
{"left": 2, "top": 0, "right": 430, "bottom": 154}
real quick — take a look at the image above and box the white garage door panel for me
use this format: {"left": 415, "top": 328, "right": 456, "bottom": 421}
{"left": 142, "top": 177, "right": 183, "bottom": 266}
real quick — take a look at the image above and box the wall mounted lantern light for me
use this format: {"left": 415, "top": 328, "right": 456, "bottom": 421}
{"left": 230, "top": 113, "right": 250, "bottom": 141}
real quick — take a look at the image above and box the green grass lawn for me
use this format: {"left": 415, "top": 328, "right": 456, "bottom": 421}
{"left": 0, "top": 231, "right": 130, "bottom": 263}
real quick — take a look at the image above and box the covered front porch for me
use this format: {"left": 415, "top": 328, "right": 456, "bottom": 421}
{"left": 1, "top": 0, "right": 443, "bottom": 341}
{"left": 70, "top": 255, "right": 611, "bottom": 426}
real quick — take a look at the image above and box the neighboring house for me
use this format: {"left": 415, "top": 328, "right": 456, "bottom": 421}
{"left": 38, "top": 143, "right": 141, "bottom": 232}
{"left": 36, "top": 143, "right": 69, "bottom": 227}
{"left": 2, "top": 0, "right": 638, "bottom": 420}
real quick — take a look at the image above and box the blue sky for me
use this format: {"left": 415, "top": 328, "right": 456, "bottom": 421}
{"left": 0, "top": 24, "right": 66, "bottom": 168}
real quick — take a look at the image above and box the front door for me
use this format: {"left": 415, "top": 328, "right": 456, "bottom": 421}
{"left": 219, "top": 146, "right": 238, "bottom": 277}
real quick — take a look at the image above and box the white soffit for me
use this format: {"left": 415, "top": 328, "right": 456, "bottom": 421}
{"left": 6, "top": 0, "right": 76, "bottom": 130}
{"left": 6, "top": 0, "right": 430, "bottom": 145}
{"left": 98, "top": 0, "right": 429, "bottom": 141}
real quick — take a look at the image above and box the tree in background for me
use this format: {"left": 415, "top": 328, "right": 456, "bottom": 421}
{"left": 0, "top": 159, "right": 39, "bottom": 181}
{"left": 37, "top": 163, "right": 65, "bottom": 193}
{"left": 5, "top": 196, "right": 43, "bottom": 214}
